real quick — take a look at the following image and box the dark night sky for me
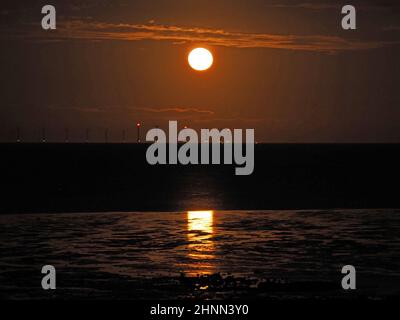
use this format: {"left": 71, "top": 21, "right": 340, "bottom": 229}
{"left": 1, "top": 0, "right": 400, "bottom": 142}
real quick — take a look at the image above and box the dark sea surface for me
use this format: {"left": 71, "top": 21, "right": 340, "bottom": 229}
{"left": 1, "top": 143, "right": 400, "bottom": 213}
{"left": 0, "top": 144, "right": 399, "bottom": 300}
{"left": 0, "top": 209, "right": 399, "bottom": 300}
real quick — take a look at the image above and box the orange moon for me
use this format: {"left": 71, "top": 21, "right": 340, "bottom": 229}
{"left": 188, "top": 48, "right": 213, "bottom": 71}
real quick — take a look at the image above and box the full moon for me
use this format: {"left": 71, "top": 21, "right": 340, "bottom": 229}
{"left": 188, "top": 48, "right": 213, "bottom": 71}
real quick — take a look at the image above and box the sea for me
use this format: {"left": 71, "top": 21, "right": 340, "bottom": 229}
{"left": 0, "top": 143, "right": 399, "bottom": 300}
{"left": 0, "top": 209, "right": 399, "bottom": 299}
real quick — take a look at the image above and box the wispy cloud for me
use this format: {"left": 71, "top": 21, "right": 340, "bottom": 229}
{"left": 11, "top": 19, "right": 395, "bottom": 53}
{"left": 46, "top": 105, "right": 268, "bottom": 125}
{"left": 265, "top": 2, "right": 400, "bottom": 11}
{"left": 47, "top": 105, "right": 215, "bottom": 116}
{"left": 48, "top": 106, "right": 105, "bottom": 113}
{"left": 194, "top": 117, "right": 266, "bottom": 124}
{"left": 265, "top": 3, "right": 338, "bottom": 10}
{"left": 383, "top": 25, "right": 400, "bottom": 31}
{"left": 138, "top": 107, "right": 214, "bottom": 115}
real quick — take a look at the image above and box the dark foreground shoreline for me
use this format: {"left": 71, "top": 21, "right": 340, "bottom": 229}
{"left": 1, "top": 143, "right": 399, "bottom": 214}
{"left": 0, "top": 271, "right": 377, "bottom": 300}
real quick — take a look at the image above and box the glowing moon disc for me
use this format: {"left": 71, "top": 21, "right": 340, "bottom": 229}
{"left": 188, "top": 48, "right": 213, "bottom": 71}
